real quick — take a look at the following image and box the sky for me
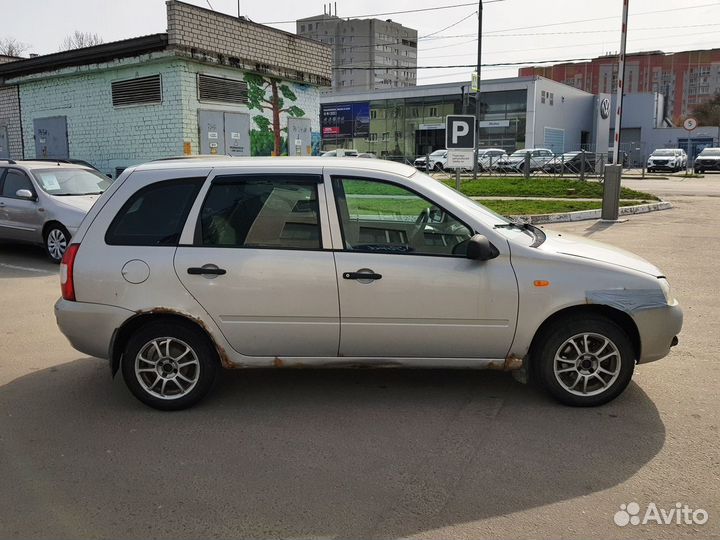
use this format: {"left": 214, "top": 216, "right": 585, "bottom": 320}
{"left": 2, "top": 0, "right": 719, "bottom": 85}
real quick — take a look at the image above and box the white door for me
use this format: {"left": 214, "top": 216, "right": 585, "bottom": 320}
{"left": 328, "top": 176, "right": 518, "bottom": 359}
{"left": 174, "top": 173, "right": 340, "bottom": 358}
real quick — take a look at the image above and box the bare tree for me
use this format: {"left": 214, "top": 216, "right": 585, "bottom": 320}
{"left": 59, "top": 31, "right": 104, "bottom": 51}
{"left": 0, "top": 37, "right": 29, "bottom": 57}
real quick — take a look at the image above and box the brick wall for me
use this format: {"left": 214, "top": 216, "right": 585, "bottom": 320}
{"left": 17, "top": 54, "right": 185, "bottom": 174}
{"left": 0, "top": 85, "right": 23, "bottom": 159}
{"left": 166, "top": 0, "right": 332, "bottom": 86}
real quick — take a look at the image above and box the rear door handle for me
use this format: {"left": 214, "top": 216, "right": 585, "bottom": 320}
{"left": 187, "top": 266, "right": 226, "bottom": 275}
{"left": 343, "top": 271, "right": 382, "bottom": 280}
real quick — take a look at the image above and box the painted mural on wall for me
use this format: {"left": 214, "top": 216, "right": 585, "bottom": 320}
{"left": 245, "top": 73, "right": 306, "bottom": 156}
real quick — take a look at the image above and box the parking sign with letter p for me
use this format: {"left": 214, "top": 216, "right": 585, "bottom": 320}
{"left": 445, "top": 115, "right": 476, "bottom": 149}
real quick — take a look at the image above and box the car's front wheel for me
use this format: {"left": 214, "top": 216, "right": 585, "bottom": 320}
{"left": 44, "top": 224, "right": 70, "bottom": 263}
{"left": 121, "top": 321, "right": 218, "bottom": 410}
{"left": 534, "top": 315, "right": 635, "bottom": 406}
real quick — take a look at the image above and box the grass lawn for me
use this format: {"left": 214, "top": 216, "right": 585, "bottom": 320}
{"left": 441, "top": 177, "right": 659, "bottom": 200}
{"left": 480, "top": 199, "right": 640, "bottom": 216}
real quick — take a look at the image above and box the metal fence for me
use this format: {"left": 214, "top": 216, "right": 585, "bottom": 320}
{"left": 394, "top": 151, "right": 613, "bottom": 181}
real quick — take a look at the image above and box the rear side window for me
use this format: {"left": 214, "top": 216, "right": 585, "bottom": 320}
{"left": 105, "top": 178, "right": 203, "bottom": 246}
{"left": 198, "top": 175, "right": 321, "bottom": 249}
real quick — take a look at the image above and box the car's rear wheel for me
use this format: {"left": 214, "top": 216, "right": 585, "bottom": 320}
{"left": 534, "top": 315, "right": 635, "bottom": 406}
{"left": 44, "top": 224, "right": 70, "bottom": 263}
{"left": 433, "top": 162, "right": 444, "bottom": 172}
{"left": 121, "top": 321, "right": 218, "bottom": 410}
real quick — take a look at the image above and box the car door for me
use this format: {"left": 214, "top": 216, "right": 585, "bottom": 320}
{"left": 327, "top": 173, "right": 518, "bottom": 359}
{"left": 0, "top": 168, "right": 43, "bottom": 242}
{"left": 174, "top": 170, "right": 340, "bottom": 358}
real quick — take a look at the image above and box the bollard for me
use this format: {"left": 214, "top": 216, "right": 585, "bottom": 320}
{"left": 524, "top": 151, "right": 531, "bottom": 179}
{"left": 602, "top": 164, "right": 622, "bottom": 221}
{"left": 580, "top": 151, "right": 586, "bottom": 181}
{"left": 455, "top": 168, "right": 461, "bottom": 191}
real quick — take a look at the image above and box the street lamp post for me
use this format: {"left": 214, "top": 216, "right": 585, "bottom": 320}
{"left": 473, "top": 0, "right": 483, "bottom": 179}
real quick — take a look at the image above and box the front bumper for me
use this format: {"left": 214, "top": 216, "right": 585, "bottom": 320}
{"left": 55, "top": 298, "right": 134, "bottom": 359}
{"left": 632, "top": 300, "right": 683, "bottom": 363}
{"left": 695, "top": 160, "right": 720, "bottom": 170}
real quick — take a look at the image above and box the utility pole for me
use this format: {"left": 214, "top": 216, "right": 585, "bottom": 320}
{"left": 612, "top": 0, "right": 629, "bottom": 167}
{"left": 473, "top": 0, "right": 483, "bottom": 179}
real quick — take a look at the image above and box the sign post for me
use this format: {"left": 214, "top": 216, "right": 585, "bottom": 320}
{"left": 684, "top": 117, "right": 697, "bottom": 174}
{"left": 446, "top": 115, "right": 477, "bottom": 190}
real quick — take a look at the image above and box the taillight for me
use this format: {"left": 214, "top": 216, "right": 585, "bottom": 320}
{"left": 60, "top": 243, "right": 80, "bottom": 301}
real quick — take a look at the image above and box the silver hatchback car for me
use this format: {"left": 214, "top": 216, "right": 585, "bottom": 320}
{"left": 54, "top": 157, "right": 682, "bottom": 410}
{"left": 0, "top": 160, "right": 110, "bottom": 262}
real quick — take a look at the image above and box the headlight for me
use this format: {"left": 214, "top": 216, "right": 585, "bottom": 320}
{"left": 658, "top": 278, "right": 673, "bottom": 303}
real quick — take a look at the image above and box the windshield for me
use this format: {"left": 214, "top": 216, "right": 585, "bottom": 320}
{"left": 699, "top": 148, "right": 720, "bottom": 156}
{"left": 430, "top": 150, "right": 446, "bottom": 156}
{"left": 509, "top": 150, "right": 527, "bottom": 157}
{"left": 652, "top": 149, "right": 678, "bottom": 156}
{"left": 34, "top": 168, "right": 110, "bottom": 196}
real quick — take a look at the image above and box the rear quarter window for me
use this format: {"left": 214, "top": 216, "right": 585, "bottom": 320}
{"left": 105, "top": 178, "right": 203, "bottom": 246}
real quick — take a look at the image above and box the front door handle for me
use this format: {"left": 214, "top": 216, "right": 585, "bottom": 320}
{"left": 343, "top": 271, "right": 382, "bottom": 281}
{"left": 187, "top": 266, "right": 226, "bottom": 276}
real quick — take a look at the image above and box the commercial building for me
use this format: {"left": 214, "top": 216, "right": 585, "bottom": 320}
{"left": 297, "top": 11, "right": 417, "bottom": 91}
{"left": 0, "top": 1, "right": 331, "bottom": 173}
{"left": 320, "top": 76, "right": 612, "bottom": 160}
{"left": 519, "top": 48, "right": 720, "bottom": 123}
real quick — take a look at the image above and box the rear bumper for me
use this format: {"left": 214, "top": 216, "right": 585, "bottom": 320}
{"left": 54, "top": 299, "right": 134, "bottom": 359}
{"left": 633, "top": 300, "right": 683, "bottom": 364}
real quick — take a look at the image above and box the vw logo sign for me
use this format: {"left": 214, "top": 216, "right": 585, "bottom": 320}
{"left": 600, "top": 98, "right": 611, "bottom": 119}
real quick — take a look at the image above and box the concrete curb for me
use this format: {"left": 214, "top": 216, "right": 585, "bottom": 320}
{"left": 509, "top": 201, "right": 673, "bottom": 224}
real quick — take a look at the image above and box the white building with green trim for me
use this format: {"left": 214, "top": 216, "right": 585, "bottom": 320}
{"left": 0, "top": 1, "right": 331, "bottom": 176}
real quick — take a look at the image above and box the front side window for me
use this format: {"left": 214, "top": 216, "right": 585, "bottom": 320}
{"left": 332, "top": 177, "right": 472, "bottom": 256}
{"left": 105, "top": 179, "right": 203, "bottom": 246}
{"left": 199, "top": 175, "right": 321, "bottom": 249}
{"left": 1, "top": 169, "right": 34, "bottom": 199}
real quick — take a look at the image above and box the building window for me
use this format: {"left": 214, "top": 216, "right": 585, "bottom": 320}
{"left": 111, "top": 74, "right": 162, "bottom": 107}
{"left": 370, "top": 109, "right": 377, "bottom": 119}
{"left": 300, "top": 24, "right": 305, "bottom": 32}
{"left": 428, "top": 106, "right": 438, "bottom": 117}
{"left": 369, "top": 133, "right": 378, "bottom": 141}
{"left": 540, "top": 90, "right": 546, "bottom": 104}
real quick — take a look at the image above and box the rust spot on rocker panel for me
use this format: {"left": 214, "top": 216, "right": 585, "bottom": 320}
{"left": 487, "top": 354, "right": 524, "bottom": 371}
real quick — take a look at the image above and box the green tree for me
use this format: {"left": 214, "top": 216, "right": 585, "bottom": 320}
{"left": 244, "top": 73, "right": 305, "bottom": 156}
{"left": 691, "top": 92, "right": 720, "bottom": 128}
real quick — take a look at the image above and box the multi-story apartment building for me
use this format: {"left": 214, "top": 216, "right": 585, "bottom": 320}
{"left": 519, "top": 49, "right": 720, "bottom": 124}
{"left": 297, "top": 11, "right": 417, "bottom": 92}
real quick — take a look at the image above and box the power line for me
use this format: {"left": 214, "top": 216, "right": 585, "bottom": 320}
{"left": 420, "top": 10, "right": 477, "bottom": 39}
{"left": 260, "top": 1, "right": 504, "bottom": 25}
{"left": 332, "top": 57, "right": 600, "bottom": 70}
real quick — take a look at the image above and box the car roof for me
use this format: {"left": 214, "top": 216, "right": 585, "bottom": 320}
{"left": 132, "top": 156, "right": 418, "bottom": 177}
{"left": 0, "top": 160, "right": 95, "bottom": 171}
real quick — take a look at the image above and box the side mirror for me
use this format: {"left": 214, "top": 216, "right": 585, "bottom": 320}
{"left": 16, "top": 189, "right": 36, "bottom": 201}
{"left": 466, "top": 234, "right": 500, "bottom": 261}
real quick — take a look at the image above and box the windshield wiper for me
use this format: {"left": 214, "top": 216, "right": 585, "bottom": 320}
{"left": 494, "top": 220, "right": 546, "bottom": 247}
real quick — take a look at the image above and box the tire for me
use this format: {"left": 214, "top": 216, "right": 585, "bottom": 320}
{"left": 433, "top": 162, "right": 444, "bottom": 172}
{"left": 44, "top": 224, "right": 71, "bottom": 264}
{"left": 533, "top": 315, "right": 635, "bottom": 407}
{"left": 121, "top": 320, "right": 219, "bottom": 410}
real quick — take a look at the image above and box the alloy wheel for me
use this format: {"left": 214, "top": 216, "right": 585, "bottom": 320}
{"left": 553, "top": 332, "right": 622, "bottom": 396}
{"left": 134, "top": 337, "right": 200, "bottom": 400}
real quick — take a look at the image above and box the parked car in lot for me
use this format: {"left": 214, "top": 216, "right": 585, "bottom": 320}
{"left": 320, "top": 149, "right": 359, "bottom": 157}
{"left": 693, "top": 147, "right": 720, "bottom": 173}
{"left": 543, "top": 151, "right": 597, "bottom": 174}
{"left": 413, "top": 149, "right": 448, "bottom": 171}
{"left": 607, "top": 149, "right": 629, "bottom": 167}
{"left": 55, "top": 157, "right": 682, "bottom": 410}
{"left": 647, "top": 149, "right": 687, "bottom": 172}
{"left": 0, "top": 159, "right": 110, "bottom": 262}
{"left": 477, "top": 148, "right": 508, "bottom": 171}
{"left": 495, "top": 148, "right": 554, "bottom": 172}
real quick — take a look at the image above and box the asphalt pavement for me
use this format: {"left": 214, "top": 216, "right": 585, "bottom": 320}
{"left": 0, "top": 176, "right": 718, "bottom": 539}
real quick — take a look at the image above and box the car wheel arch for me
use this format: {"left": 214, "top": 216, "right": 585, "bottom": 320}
{"left": 527, "top": 304, "right": 641, "bottom": 369}
{"left": 42, "top": 220, "right": 67, "bottom": 240}
{"left": 110, "top": 312, "right": 224, "bottom": 376}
